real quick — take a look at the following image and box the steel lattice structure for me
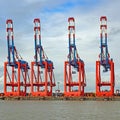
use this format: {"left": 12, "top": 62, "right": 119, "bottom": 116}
{"left": 4, "top": 19, "right": 30, "bottom": 96}
{"left": 31, "top": 18, "right": 56, "bottom": 96}
{"left": 64, "top": 17, "right": 86, "bottom": 97}
{"left": 96, "top": 16, "right": 115, "bottom": 97}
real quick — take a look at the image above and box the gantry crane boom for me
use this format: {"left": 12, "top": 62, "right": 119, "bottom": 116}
{"left": 99, "top": 16, "right": 110, "bottom": 72}
{"left": 34, "top": 19, "right": 53, "bottom": 68}
{"left": 68, "top": 17, "right": 83, "bottom": 69}
{"left": 6, "top": 19, "right": 29, "bottom": 68}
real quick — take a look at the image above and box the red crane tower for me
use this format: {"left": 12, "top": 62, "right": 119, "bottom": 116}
{"left": 96, "top": 16, "right": 115, "bottom": 97}
{"left": 4, "top": 19, "right": 31, "bottom": 96}
{"left": 64, "top": 17, "right": 86, "bottom": 97}
{"left": 31, "top": 18, "right": 56, "bottom": 96}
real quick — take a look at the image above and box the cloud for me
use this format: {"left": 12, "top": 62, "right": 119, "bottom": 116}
{"left": 109, "top": 28, "right": 120, "bottom": 37}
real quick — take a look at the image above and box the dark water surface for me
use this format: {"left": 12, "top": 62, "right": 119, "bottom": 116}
{"left": 0, "top": 100, "right": 120, "bottom": 120}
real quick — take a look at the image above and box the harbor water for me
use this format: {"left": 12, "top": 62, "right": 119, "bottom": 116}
{"left": 0, "top": 100, "right": 120, "bottom": 120}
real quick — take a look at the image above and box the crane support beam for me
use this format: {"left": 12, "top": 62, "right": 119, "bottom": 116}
{"left": 31, "top": 18, "right": 56, "bottom": 96}
{"left": 96, "top": 16, "right": 115, "bottom": 97}
{"left": 64, "top": 17, "right": 86, "bottom": 97}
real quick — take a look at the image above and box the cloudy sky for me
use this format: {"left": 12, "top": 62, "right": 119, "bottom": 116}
{"left": 0, "top": 0, "right": 120, "bottom": 92}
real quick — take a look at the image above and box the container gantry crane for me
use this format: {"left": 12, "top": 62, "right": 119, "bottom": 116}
{"left": 31, "top": 18, "right": 56, "bottom": 96}
{"left": 4, "top": 19, "right": 31, "bottom": 96}
{"left": 64, "top": 17, "right": 86, "bottom": 97}
{"left": 96, "top": 16, "right": 115, "bottom": 97}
